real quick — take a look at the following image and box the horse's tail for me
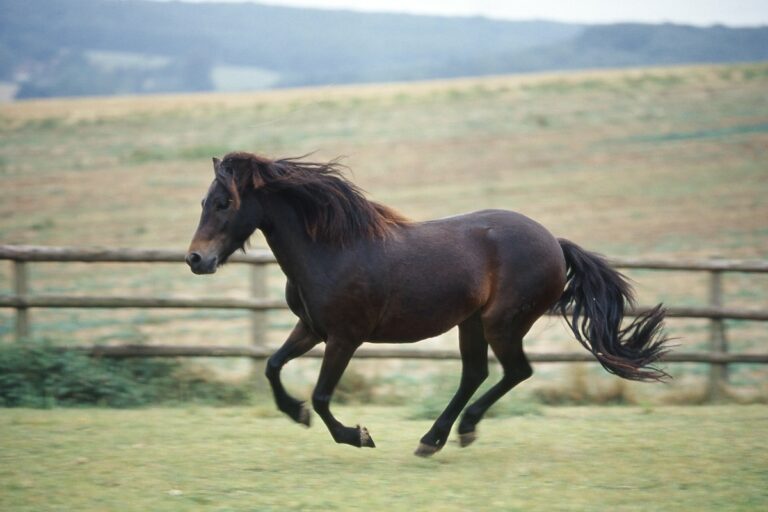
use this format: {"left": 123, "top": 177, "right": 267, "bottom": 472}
{"left": 553, "top": 238, "right": 669, "bottom": 381}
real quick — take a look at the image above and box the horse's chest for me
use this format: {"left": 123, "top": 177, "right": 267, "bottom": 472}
{"left": 284, "top": 275, "right": 385, "bottom": 340}
{"left": 285, "top": 282, "right": 326, "bottom": 338}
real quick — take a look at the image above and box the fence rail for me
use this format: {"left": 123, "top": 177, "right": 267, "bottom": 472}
{"left": 0, "top": 295, "right": 766, "bottom": 321}
{"left": 2, "top": 244, "right": 767, "bottom": 401}
{"left": 60, "top": 344, "right": 768, "bottom": 364}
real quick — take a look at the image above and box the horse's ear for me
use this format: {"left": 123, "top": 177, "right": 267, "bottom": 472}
{"left": 251, "top": 160, "right": 266, "bottom": 189}
{"left": 213, "top": 157, "right": 232, "bottom": 183}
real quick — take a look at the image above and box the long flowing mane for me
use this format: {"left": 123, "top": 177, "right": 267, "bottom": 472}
{"left": 220, "top": 152, "right": 409, "bottom": 245}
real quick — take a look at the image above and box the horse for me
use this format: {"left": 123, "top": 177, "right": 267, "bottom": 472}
{"left": 186, "top": 151, "right": 668, "bottom": 457}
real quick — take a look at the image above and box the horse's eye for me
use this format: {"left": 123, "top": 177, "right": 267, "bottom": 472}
{"left": 215, "top": 199, "right": 231, "bottom": 211}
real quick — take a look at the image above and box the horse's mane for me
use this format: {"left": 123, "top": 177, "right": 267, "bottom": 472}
{"left": 220, "top": 152, "right": 409, "bottom": 245}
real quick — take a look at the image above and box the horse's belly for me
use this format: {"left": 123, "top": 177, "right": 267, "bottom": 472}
{"left": 367, "top": 286, "right": 483, "bottom": 343}
{"left": 364, "top": 243, "right": 491, "bottom": 342}
{"left": 367, "top": 317, "right": 459, "bottom": 343}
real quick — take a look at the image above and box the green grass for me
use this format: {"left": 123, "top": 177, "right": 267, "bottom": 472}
{"left": 1, "top": 405, "right": 766, "bottom": 511}
{"left": 626, "top": 121, "right": 768, "bottom": 143}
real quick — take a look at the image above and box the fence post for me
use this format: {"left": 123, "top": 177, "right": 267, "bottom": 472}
{"left": 706, "top": 268, "right": 728, "bottom": 401}
{"left": 249, "top": 262, "right": 269, "bottom": 379}
{"left": 250, "top": 262, "right": 267, "bottom": 349}
{"left": 13, "top": 260, "right": 30, "bottom": 341}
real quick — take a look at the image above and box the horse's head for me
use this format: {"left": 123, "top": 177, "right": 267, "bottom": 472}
{"left": 186, "top": 156, "right": 264, "bottom": 274}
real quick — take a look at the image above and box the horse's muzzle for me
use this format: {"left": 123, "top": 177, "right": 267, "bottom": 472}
{"left": 186, "top": 252, "right": 218, "bottom": 274}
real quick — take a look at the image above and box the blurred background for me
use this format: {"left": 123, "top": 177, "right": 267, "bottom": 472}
{"left": 2, "top": 0, "right": 768, "bottom": 99}
{"left": 1, "top": 0, "right": 767, "bottom": 406}
{"left": 2, "top": 2, "right": 768, "bottom": 511}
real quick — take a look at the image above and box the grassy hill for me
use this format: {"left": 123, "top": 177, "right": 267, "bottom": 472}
{"left": 0, "top": 63, "right": 766, "bottom": 397}
{"left": 2, "top": 63, "right": 765, "bottom": 255}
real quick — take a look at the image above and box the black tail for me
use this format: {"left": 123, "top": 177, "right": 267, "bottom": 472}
{"left": 554, "top": 239, "right": 670, "bottom": 381}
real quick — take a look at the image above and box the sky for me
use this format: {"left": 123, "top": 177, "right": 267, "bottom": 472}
{"left": 163, "top": 0, "right": 768, "bottom": 26}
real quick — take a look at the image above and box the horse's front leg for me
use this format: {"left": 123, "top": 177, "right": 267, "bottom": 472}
{"left": 265, "top": 320, "right": 320, "bottom": 426}
{"left": 312, "top": 337, "right": 375, "bottom": 448}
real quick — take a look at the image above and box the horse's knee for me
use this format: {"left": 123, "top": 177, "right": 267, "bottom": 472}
{"left": 520, "top": 360, "right": 533, "bottom": 380}
{"left": 476, "top": 365, "right": 490, "bottom": 384}
{"left": 312, "top": 392, "right": 331, "bottom": 413}
{"left": 506, "top": 360, "right": 533, "bottom": 384}
{"left": 265, "top": 357, "right": 281, "bottom": 381}
{"left": 464, "top": 365, "right": 489, "bottom": 388}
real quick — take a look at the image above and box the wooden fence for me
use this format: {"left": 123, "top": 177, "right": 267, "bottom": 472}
{"left": 2, "top": 244, "right": 768, "bottom": 400}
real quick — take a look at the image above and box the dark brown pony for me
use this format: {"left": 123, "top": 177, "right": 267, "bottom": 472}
{"left": 186, "top": 152, "right": 668, "bottom": 456}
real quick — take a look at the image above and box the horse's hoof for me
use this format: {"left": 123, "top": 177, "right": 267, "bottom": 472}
{"left": 413, "top": 442, "right": 441, "bottom": 458}
{"left": 298, "top": 404, "right": 311, "bottom": 427}
{"left": 359, "top": 426, "right": 376, "bottom": 448}
{"left": 458, "top": 431, "right": 476, "bottom": 448}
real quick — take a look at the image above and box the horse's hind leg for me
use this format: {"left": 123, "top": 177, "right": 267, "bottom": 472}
{"left": 414, "top": 312, "right": 489, "bottom": 457}
{"left": 456, "top": 320, "right": 535, "bottom": 447}
{"left": 266, "top": 320, "right": 320, "bottom": 426}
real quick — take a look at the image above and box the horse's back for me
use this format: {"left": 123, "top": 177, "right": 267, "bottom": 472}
{"left": 416, "top": 209, "right": 564, "bottom": 270}
{"left": 366, "top": 209, "right": 566, "bottom": 341}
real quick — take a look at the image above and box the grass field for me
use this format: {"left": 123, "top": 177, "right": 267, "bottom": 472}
{"left": 1, "top": 405, "right": 766, "bottom": 511}
{"left": 0, "top": 63, "right": 767, "bottom": 397}
{"left": 2, "top": 63, "right": 766, "bottom": 255}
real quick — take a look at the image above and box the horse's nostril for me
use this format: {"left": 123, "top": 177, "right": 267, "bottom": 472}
{"left": 186, "top": 252, "right": 202, "bottom": 266}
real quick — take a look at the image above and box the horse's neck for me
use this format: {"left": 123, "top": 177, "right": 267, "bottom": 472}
{"left": 259, "top": 196, "right": 330, "bottom": 284}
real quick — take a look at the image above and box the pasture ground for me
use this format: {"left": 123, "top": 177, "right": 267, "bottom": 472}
{"left": 1, "top": 62, "right": 767, "bottom": 398}
{"left": 1, "top": 405, "right": 766, "bottom": 511}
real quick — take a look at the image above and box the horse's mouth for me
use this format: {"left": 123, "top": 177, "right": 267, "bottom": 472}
{"left": 190, "top": 265, "right": 217, "bottom": 275}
